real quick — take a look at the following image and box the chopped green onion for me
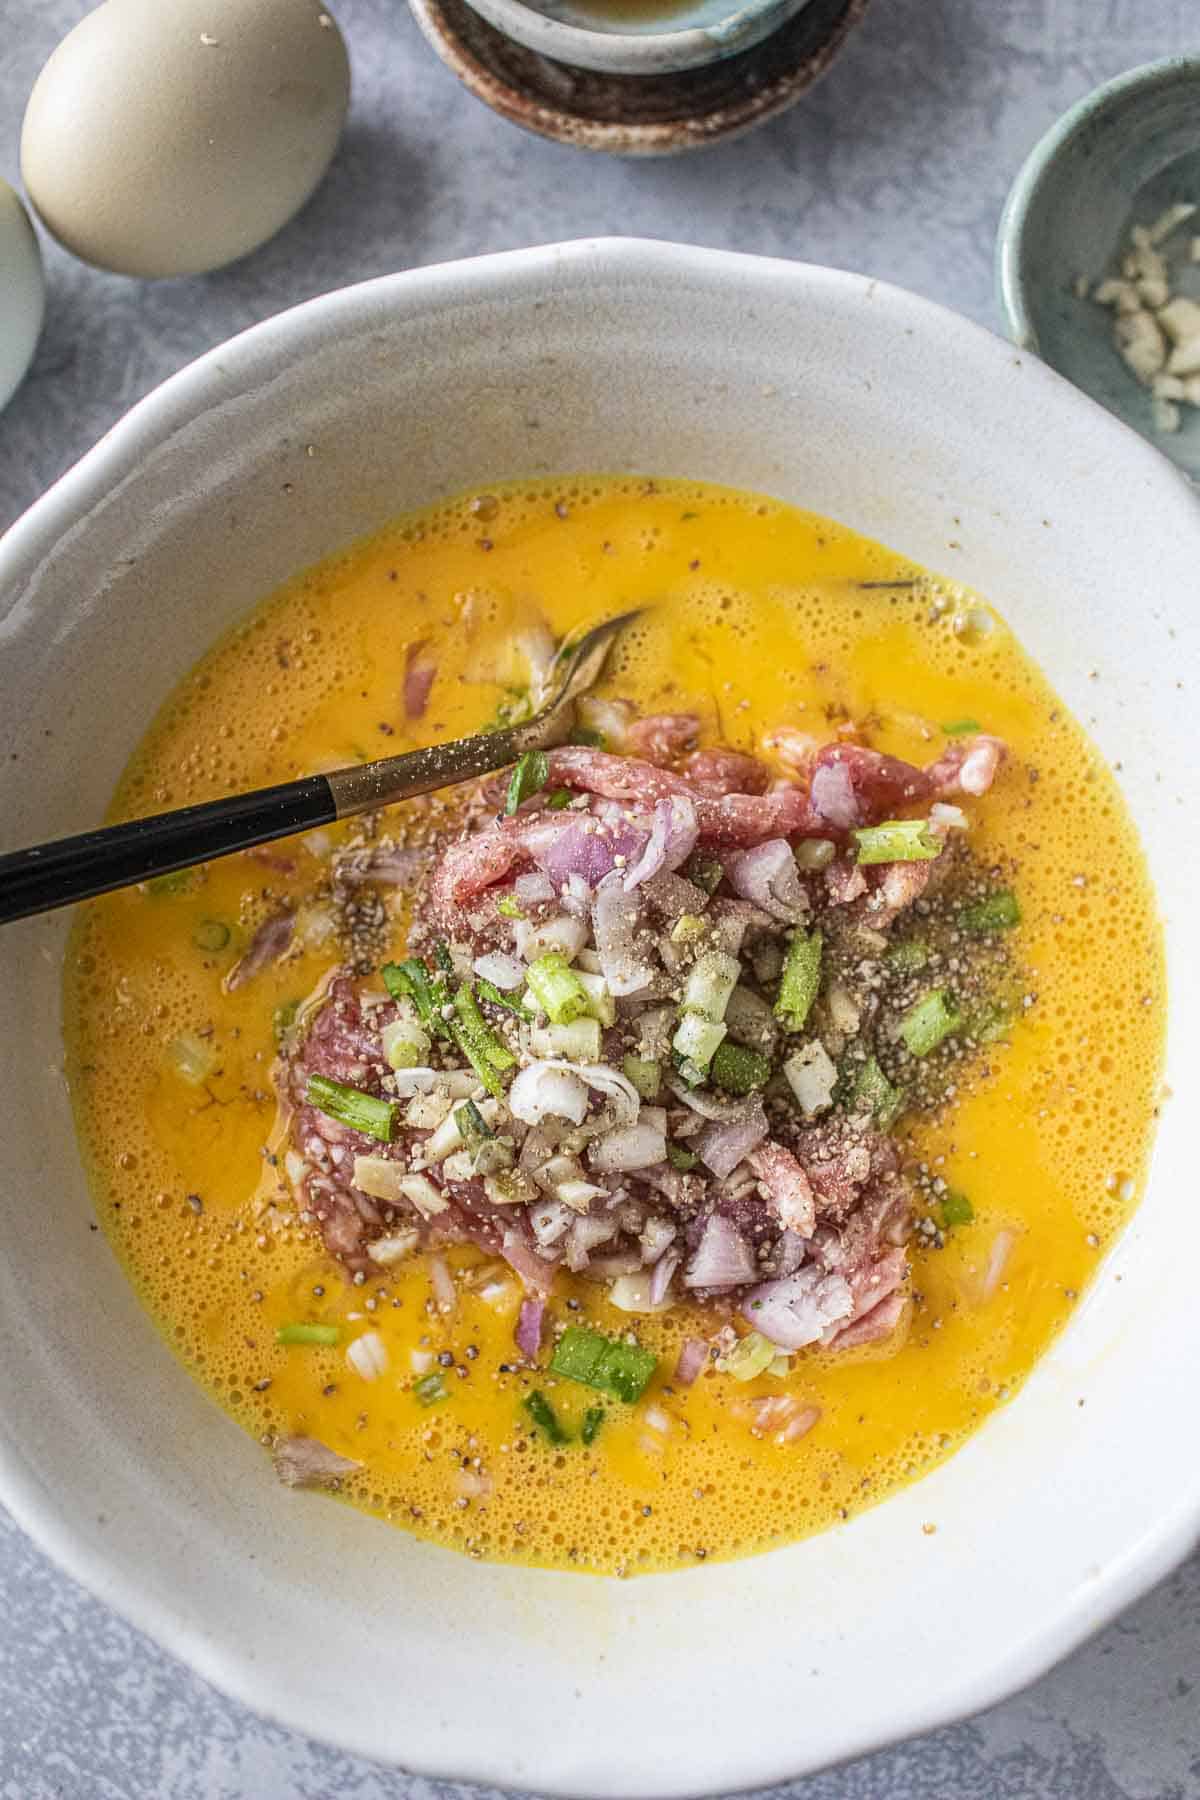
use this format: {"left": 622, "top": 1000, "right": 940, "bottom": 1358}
{"left": 682, "top": 950, "right": 740, "bottom": 1022}
{"left": 272, "top": 999, "right": 300, "bottom": 1047}
{"left": 546, "top": 787, "right": 574, "bottom": 811}
{"left": 887, "top": 937, "right": 930, "bottom": 974}
{"left": 549, "top": 1325, "right": 657, "bottom": 1404}
{"left": 454, "top": 1098, "right": 494, "bottom": 1144}
{"left": 381, "top": 959, "right": 451, "bottom": 1037}
{"left": 939, "top": 1189, "right": 975, "bottom": 1229}
{"left": 477, "top": 978, "right": 532, "bottom": 1020}
{"left": 576, "top": 970, "right": 615, "bottom": 1026}
{"left": 960, "top": 891, "right": 1021, "bottom": 933}
{"left": 145, "top": 868, "right": 197, "bottom": 897}
{"left": 496, "top": 895, "right": 525, "bottom": 919}
{"left": 193, "top": 919, "right": 230, "bottom": 952}
{"left": 505, "top": 749, "right": 550, "bottom": 816}
{"left": 899, "top": 989, "right": 962, "bottom": 1058}
{"left": 306, "top": 1074, "right": 397, "bottom": 1142}
{"left": 525, "top": 952, "right": 589, "bottom": 1025}
{"left": 969, "top": 999, "right": 1016, "bottom": 1044}
{"left": 709, "top": 1039, "right": 772, "bottom": 1094}
{"left": 530, "top": 1017, "right": 602, "bottom": 1061}
{"left": 433, "top": 940, "right": 455, "bottom": 975}
{"left": 684, "top": 852, "right": 724, "bottom": 895}
{"left": 569, "top": 725, "right": 606, "bottom": 748}
{"left": 168, "top": 1031, "right": 217, "bottom": 1085}
{"left": 581, "top": 1406, "right": 605, "bottom": 1446}
{"left": 852, "top": 1056, "right": 905, "bottom": 1129}
{"left": 522, "top": 1389, "right": 570, "bottom": 1444}
{"left": 665, "top": 1142, "right": 699, "bottom": 1172}
{"left": 413, "top": 1372, "right": 448, "bottom": 1407}
{"left": 795, "top": 838, "right": 836, "bottom": 871}
{"left": 853, "top": 820, "right": 942, "bottom": 865}
{"left": 715, "top": 1330, "right": 776, "bottom": 1381}
{"left": 672, "top": 1010, "right": 727, "bottom": 1079}
{"left": 451, "top": 984, "right": 516, "bottom": 1098}
{"left": 942, "top": 717, "right": 981, "bottom": 736}
{"left": 622, "top": 1055, "right": 662, "bottom": 1101}
{"left": 775, "top": 929, "right": 823, "bottom": 1032}
{"left": 276, "top": 1322, "right": 340, "bottom": 1347}
{"left": 670, "top": 913, "right": 708, "bottom": 945}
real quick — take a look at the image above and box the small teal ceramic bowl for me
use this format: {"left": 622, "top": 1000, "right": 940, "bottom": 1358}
{"left": 997, "top": 56, "right": 1200, "bottom": 481}
{"left": 462, "top": 0, "right": 811, "bottom": 75}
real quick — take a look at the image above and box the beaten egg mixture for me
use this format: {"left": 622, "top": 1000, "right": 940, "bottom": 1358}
{"left": 64, "top": 477, "right": 1163, "bottom": 1574}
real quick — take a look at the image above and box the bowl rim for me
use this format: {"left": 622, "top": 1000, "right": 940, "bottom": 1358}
{"left": 2, "top": 236, "right": 1200, "bottom": 1792}
{"left": 447, "top": 0, "right": 806, "bottom": 76}
{"left": 995, "top": 52, "right": 1200, "bottom": 350}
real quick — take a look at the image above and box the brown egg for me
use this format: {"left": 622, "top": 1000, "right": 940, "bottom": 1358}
{"left": 21, "top": 0, "right": 350, "bottom": 279}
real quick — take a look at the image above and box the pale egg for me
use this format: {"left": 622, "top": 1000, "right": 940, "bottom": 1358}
{"left": 21, "top": 0, "right": 350, "bottom": 280}
{"left": 0, "top": 180, "right": 44, "bottom": 413}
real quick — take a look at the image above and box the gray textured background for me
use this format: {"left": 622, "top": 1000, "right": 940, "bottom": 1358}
{"left": 1, "top": 2, "right": 1198, "bottom": 1796}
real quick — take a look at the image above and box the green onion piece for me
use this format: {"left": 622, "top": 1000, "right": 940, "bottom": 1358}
{"left": 413, "top": 1372, "right": 448, "bottom": 1407}
{"left": 193, "top": 919, "right": 230, "bottom": 952}
{"left": 969, "top": 999, "right": 1016, "bottom": 1044}
{"left": 853, "top": 820, "right": 943, "bottom": 865}
{"left": 899, "top": 989, "right": 962, "bottom": 1058}
{"left": 794, "top": 838, "right": 836, "bottom": 871}
{"left": 276, "top": 1322, "right": 340, "bottom": 1347}
{"left": 670, "top": 913, "right": 708, "bottom": 945}
{"left": 525, "top": 952, "right": 589, "bottom": 1025}
{"left": 434, "top": 940, "right": 455, "bottom": 975}
{"left": 672, "top": 1011, "right": 727, "bottom": 1079}
{"left": 852, "top": 1056, "right": 905, "bottom": 1129}
{"left": 942, "top": 717, "right": 981, "bottom": 736}
{"left": 887, "top": 937, "right": 930, "bottom": 974}
{"left": 569, "top": 725, "right": 606, "bottom": 748}
{"left": 684, "top": 852, "right": 724, "bottom": 895}
{"left": 145, "top": 868, "right": 197, "bottom": 897}
{"left": 505, "top": 749, "right": 550, "bottom": 816}
{"left": 939, "top": 1189, "right": 975, "bottom": 1229}
{"left": 380, "top": 1016, "right": 429, "bottom": 1070}
{"left": 960, "top": 891, "right": 1021, "bottom": 933}
{"left": 306, "top": 1073, "right": 397, "bottom": 1142}
{"left": 272, "top": 999, "right": 300, "bottom": 1047}
{"left": 581, "top": 1405, "right": 605, "bottom": 1446}
{"left": 709, "top": 1039, "right": 772, "bottom": 1094}
{"left": 546, "top": 787, "right": 574, "bottom": 811}
{"left": 477, "top": 978, "right": 532, "bottom": 1020}
{"left": 775, "top": 928, "right": 823, "bottom": 1032}
{"left": 715, "top": 1330, "right": 776, "bottom": 1382}
{"left": 454, "top": 1098, "right": 494, "bottom": 1144}
{"left": 382, "top": 959, "right": 452, "bottom": 1037}
{"left": 549, "top": 1325, "right": 657, "bottom": 1404}
{"left": 496, "top": 895, "right": 525, "bottom": 919}
{"left": 522, "top": 1389, "right": 570, "bottom": 1444}
{"left": 682, "top": 950, "right": 740, "bottom": 1022}
{"left": 665, "top": 1142, "right": 699, "bottom": 1172}
{"left": 622, "top": 1055, "right": 662, "bottom": 1101}
{"left": 451, "top": 983, "right": 516, "bottom": 1099}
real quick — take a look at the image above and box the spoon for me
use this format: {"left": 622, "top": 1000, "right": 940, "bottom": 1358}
{"left": 0, "top": 608, "right": 642, "bottom": 926}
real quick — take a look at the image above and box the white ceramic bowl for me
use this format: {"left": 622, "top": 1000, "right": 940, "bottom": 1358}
{"left": 1, "top": 239, "right": 1198, "bottom": 1795}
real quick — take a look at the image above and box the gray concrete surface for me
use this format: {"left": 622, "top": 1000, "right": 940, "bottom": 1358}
{"left": 1, "top": 1, "right": 1198, "bottom": 1795}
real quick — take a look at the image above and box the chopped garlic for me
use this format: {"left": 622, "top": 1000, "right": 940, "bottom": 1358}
{"left": 1115, "top": 309, "right": 1166, "bottom": 382}
{"left": 1151, "top": 373, "right": 1186, "bottom": 400}
{"left": 1085, "top": 200, "right": 1200, "bottom": 432}
{"left": 1152, "top": 396, "right": 1181, "bottom": 434}
{"left": 1148, "top": 202, "right": 1197, "bottom": 246}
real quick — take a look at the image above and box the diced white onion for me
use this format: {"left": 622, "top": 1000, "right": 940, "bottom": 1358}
{"left": 351, "top": 1155, "right": 410, "bottom": 1204}
{"left": 514, "top": 870, "right": 555, "bottom": 904}
{"left": 397, "top": 1173, "right": 450, "bottom": 1218}
{"left": 284, "top": 1150, "right": 309, "bottom": 1186}
{"left": 515, "top": 914, "right": 589, "bottom": 963}
{"left": 783, "top": 1041, "right": 838, "bottom": 1117}
{"left": 347, "top": 1331, "right": 389, "bottom": 1380}
{"left": 608, "top": 1272, "right": 672, "bottom": 1314}
{"left": 588, "top": 1120, "right": 668, "bottom": 1173}
{"left": 473, "top": 950, "right": 526, "bottom": 990}
{"left": 368, "top": 1230, "right": 419, "bottom": 1266}
{"left": 555, "top": 1177, "right": 608, "bottom": 1211}
{"left": 509, "top": 1062, "right": 589, "bottom": 1126}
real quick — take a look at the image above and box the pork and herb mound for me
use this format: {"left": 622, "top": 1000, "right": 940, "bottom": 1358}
{"left": 280, "top": 712, "right": 1013, "bottom": 1358}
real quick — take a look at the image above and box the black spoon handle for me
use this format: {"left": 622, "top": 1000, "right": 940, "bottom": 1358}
{"left": 0, "top": 775, "right": 335, "bottom": 924}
